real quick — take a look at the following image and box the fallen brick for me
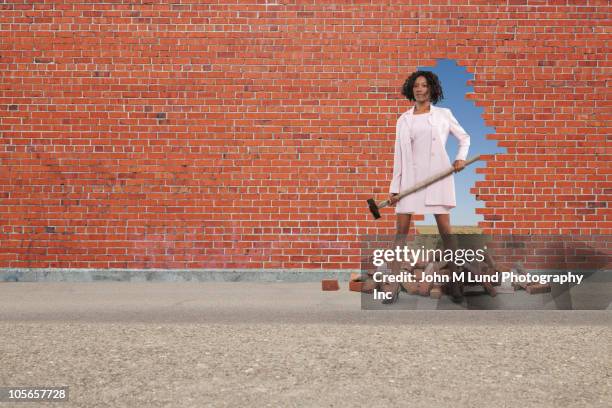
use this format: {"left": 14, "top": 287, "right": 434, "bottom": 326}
{"left": 526, "top": 283, "right": 551, "bottom": 295}
{"left": 430, "top": 286, "right": 443, "bottom": 299}
{"left": 438, "top": 268, "right": 450, "bottom": 276}
{"left": 483, "top": 281, "right": 497, "bottom": 297}
{"left": 418, "top": 282, "right": 433, "bottom": 297}
{"left": 402, "top": 268, "right": 422, "bottom": 295}
{"left": 512, "top": 282, "right": 523, "bottom": 290}
{"left": 418, "top": 263, "right": 435, "bottom": 296}
{"left": 360, "top": 279, "right": 377, "bottom": 294}
{"left": 349, "top": 280, "right": 364, "bottom": 292}
{"left": 321, "top": 279, "right": 339, "bottom": 291}
{"left": 400, "top": 281, "right": 416, "bottom": 294}
{"left": 399, "top": 261, "right": 414, "bottom": 272}
{"left": 511, "top": 267, "right": 529, "bottom": 290}
{"left": 489, "top": 271, "right": 502, "bottom": 286}
{"left": 512, "top": 281, "right": 530, "bottom": 291}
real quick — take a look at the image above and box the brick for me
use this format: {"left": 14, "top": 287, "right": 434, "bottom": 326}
{"left": 400, "top": 264, "right": 414, "bottom": 272}
{"left": 349, "top": 280, "right": 364, "bottom": 292}
{"left": 418, "top": 262, "right": 435, "bottom": 296}
{"left": 430, "top": 286, "right": 443, "bottom": 299}
{"left": 512, "top": 281, "right": 530, "bottom": 291}
{"left": 418, "top": 282, "right": 433, "bottom": 297}
{"left": 321, "top": 279, "right": 339, "bottom": 291}
{"left": 400, "top": 281, "right": 417, "bottom": 295}
{"left": 360, "top": 279, "right": 378, "bottom": 294}
{"left": 483, "top": 282, "right": 497, "bottom": 297}
{"left": 438, "top": 268, "right": 450, "bottom": 276}
{"left": 526, "top": 283, "right": 551, "bottom": 295}
{"left": 402, "top": 268, "right": 422, "bottom": 295}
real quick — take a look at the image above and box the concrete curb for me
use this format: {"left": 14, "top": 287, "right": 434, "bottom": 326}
{"left": 0, "top": 268, "right": 361, "bottom": 282}
{"left": 1, "top": 268, "right": 609, "bottom": 283}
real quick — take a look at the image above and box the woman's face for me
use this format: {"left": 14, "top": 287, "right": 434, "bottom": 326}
{"left": 413, "top": 76, "right": 430, "bottom": 102}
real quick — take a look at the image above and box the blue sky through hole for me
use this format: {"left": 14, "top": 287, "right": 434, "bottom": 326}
{"left": 407, "top": 59, "right": 504, "bottom": 226}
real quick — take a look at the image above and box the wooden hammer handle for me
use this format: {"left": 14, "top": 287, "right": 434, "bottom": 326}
{"left": 379, "top": 155, "right": 481, "bottom": 209}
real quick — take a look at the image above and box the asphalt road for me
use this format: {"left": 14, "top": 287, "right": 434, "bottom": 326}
{"left": 0, "top": 282, "right": 610, "bottom": 407}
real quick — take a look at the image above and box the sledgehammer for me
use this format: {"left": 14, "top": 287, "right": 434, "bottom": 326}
{"left": 367, "top": 155, "right": 481, "bottom": 219}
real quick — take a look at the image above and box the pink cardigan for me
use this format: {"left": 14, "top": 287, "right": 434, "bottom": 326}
{"left": 389, "top": 105, "right": 471, "bottom": 207}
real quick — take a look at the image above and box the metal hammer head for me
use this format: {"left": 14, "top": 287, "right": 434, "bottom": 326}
{"left": 367, "top": 198, "right": 381, "bottom": 219}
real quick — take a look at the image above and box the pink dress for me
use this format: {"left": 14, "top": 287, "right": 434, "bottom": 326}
{"left": 395, "top": 112, "right": 453, "bottom": 215}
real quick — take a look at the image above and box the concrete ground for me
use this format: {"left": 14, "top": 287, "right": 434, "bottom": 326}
{"left": 0, "top": 282, "right": 610, "bottom": 407}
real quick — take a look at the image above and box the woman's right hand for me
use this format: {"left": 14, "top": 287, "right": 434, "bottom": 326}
{"left": 389, "top": 193, "right": 399, "bottom": 206}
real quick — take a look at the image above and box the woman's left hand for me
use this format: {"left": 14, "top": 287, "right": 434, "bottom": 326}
{"left": 453, "top": 160, "right": 466, "bottom": 172}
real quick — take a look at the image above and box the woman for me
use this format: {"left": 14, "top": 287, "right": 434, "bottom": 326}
{"left": 381, "top": 70, "right": 471, "bottom": 304}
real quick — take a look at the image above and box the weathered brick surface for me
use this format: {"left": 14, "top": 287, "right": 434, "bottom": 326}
{"left": 349, "top": 280, "right": 364, "bottom": 292}
{"left": 402, "top": 268, "right": 422, "bottom": 295}
{"left": 417, "top": 263, "right": 435, "bottom": 296}
{"left": 0, "top": 2, "right": 608, "bottom": 269}
{"left": 321, "top": 279, "right": 339, "bottom": 291}
{"left": 526, "top": 283, "right": 552, "bottom": 295}
{"left": 360, "top": 279, "right": 378, "bottom": 294}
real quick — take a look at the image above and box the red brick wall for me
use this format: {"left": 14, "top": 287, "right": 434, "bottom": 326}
{"left": 1, "top": 1, "right": 609, "bottom": 269}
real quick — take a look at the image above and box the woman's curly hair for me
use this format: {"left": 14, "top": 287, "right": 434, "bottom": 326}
{"left": 401, "top": 70, "right": 444, "bottom": 105}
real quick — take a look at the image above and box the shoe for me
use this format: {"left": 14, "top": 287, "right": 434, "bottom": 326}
{"left": 381, "top": 282, "right": 401, "bottom": 304}
{"left": 446, "top": 263, "right": 464, "bottom": 303}
{"left": 448, "top": 282, "right": 464, "bottom": 303}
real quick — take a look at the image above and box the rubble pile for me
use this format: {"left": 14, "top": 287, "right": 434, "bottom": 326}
{"left": 348, "top": 251, "right": 551, "bottom": 298}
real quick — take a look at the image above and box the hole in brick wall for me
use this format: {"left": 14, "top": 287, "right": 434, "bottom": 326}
{"left": 410, "top": 59, "right": 503, "bottom": 232}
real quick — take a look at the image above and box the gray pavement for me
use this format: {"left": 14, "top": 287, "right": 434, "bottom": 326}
{"left": 0, "top": 282, "right": 611, "bottom": 407}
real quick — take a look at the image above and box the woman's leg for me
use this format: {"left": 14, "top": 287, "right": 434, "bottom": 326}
{"left": 434, "top": 213, "right": 464, "bottom": 302}
{"left": 434, "top": 214, "right": 455, "bottom": 260}
{"left": 434, "top": 213, "right": 451, "bottom": 235}
{"left": 393, "top": 214, "right": 412, "bottom": 272}
{"left": 381, "top": 214, "right": 412, "bottom": 303}
{"left": 396, "top": 213, "right": 413, "bottom": 243}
